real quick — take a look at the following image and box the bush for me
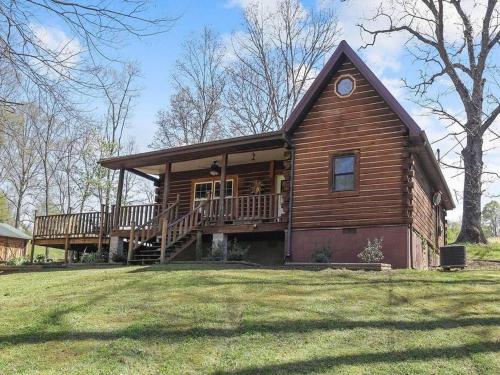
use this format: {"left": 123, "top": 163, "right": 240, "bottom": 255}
{"left": 34, "top": 254, "right": 53, "bottom": 263}
{"left": 358, "top": 238, "right": 384, "bottom": 263}
{"left": 111, "top": 253, "right": 127, "bottom": 264}
{"left": 227, "top": 239, "right": 250, "bottom": 261}
{"left": 6, "top": 257, "right": 30, "bottom": 266}
{"left": 80, "top": 252, "right": 98, "bottom": 264}
{"left": 311, "top": 246, "right": 332, "bottom": 263}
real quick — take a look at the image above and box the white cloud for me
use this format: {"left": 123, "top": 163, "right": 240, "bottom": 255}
{"left": 31, "top": 23, "right": 83, "bottom": 73}
{"left": 226, "top": 0, "right": 281, "bottom": 12}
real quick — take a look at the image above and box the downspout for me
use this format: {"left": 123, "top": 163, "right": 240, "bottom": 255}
{"left": 283, "top": 133, "right": 295, "bottom": 260}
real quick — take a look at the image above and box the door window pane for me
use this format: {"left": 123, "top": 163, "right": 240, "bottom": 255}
{"left": 214, "top": 180, "right": 233, "bottom": 198}
{"left": 194, "top": 182, "right": 212, "bottom": 200}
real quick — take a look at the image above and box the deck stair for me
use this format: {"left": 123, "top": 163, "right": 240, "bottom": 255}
{"left": 128, "top": 201, "right": 206, "bottom": 265}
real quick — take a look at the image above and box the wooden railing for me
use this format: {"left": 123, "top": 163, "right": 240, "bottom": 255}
{"left": 34, "top": 211, "right": 110, "bottom": 239}
{"left": 127, "top": 199, "right": 180, "bottom": 262}
{"left": 204, "top": 193, "right": 283, "bottom": 223}
{"left": 167, "top": 201, "right": 207, "bottom": 246}
{"left": 112, "top": 203, "right": 163, "bottom": 230}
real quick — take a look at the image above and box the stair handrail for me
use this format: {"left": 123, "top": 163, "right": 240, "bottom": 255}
{"left": 159, "top": 200, "right": 208, "bottom": 263}
{"left": 127, "top": 196, "right": 180, "bottom": 262}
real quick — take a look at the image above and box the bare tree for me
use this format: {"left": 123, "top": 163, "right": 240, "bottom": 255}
{"left": 0, "top": 1, "right": 174, "bottom": 108}
{"left": 93, "top": 63, "right": 141, "bottom": 208}
{"left": 151, "top": 28, "right": 227, "bottom": 148}
{"left": 225, "top": 0, "right": 340, "bottom": 134}
{"left": 358, "top": 0, "right": 499, "bottom": 243}
{"left": 0, "top": 108, "right": 40, "bottom": 228}
{"left": 32, "top": 92, "right": 68, "bottom": 216}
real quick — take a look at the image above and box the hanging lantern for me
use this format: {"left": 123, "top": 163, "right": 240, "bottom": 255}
{"left": 210, "top": 161, "right": 220, "bottom": 176}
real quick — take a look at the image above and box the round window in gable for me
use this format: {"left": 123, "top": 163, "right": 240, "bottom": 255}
{"left": 335, "top": 75, "right": 355, "bottom": 97}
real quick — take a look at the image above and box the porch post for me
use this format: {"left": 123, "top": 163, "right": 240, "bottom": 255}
{"left": 29, "top": 210, "right": 37, "bottom": 263}
{"left": 114, "top": 168, "right": 125, "bottom": 228}
{"left": 218, "top": 153, "right": 228, "bottom": 225}
{"left": 162, "top": 162, "right": 171, "bottom": 210}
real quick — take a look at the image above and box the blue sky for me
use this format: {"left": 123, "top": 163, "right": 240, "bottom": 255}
{"left": 34, "top": 0, "right": 500, "bottom": 221}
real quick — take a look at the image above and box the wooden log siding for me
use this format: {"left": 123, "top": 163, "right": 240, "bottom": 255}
{"left": 291, "top": 59, "right": 410, "bottom": 229}
{"left": 412, "top": 160, "right": 445, "bottom": 249}
{"left": 155, "top": 161, "right": 284, "bottom": 218}
{"left": 0, "top": 237, "right": 27, "bottom": 261}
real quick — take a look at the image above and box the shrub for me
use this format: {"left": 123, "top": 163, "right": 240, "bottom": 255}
{"left": 311, "top": 246, "right": 332, "bottom": 263}
{"left": 111, "top": 253, "right": 127, "bottom": 264}
{"left": 6, "top": 257, "right": 30, "bottom": 266}
{"left": 80, "top": 252, "right": 98, "bottom": 264}
{"left": 227, "top": 239, "right": 250, "bottom": 261}
{"left": 33, "top": 254, "right": 53, "bottom": 263}
{"left": 358, "top": 238, "right": 384, "bottom": 263}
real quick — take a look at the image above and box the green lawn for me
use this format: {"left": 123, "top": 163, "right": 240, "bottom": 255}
{"left": 30, "top": 244, "right": 64, "bottom": 260}
{"left": 463, "top": 238, "right": 500, "bottom": 261}
{"left": 0, "top": 265, "right": 498, "bottom": 374}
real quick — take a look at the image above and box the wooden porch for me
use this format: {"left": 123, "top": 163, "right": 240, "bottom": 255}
{"left": 31, "top": 132, "right": 292, "bottom": 263}
{"left": 32, "top": 193, "right": 287, "bottom": 261}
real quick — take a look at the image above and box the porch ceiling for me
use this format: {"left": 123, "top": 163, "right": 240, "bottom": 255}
{"left": 136, "top": 148, "right": 287, "bottom": 174}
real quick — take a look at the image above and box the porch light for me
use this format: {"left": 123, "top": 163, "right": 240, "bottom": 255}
{"left": 210, "top": 161, "right": 220, "bottom": 176}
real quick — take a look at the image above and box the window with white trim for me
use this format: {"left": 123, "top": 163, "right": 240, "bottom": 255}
{"left": 193, "top": 179, "right": 234, "bottom": 207}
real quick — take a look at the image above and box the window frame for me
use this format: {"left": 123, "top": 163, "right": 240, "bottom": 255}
{"left": 329, "top": 150, "right": 360, "bottom": 197}
{"left": 191, "top": 176, "right": 237, "bottom": 208}
{"left": 334, "top": 74, "right": 356, "bottom": 98}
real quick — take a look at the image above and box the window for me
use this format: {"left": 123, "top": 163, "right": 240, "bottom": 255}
{"left": 335, "top": 75, "right": 355, "bottom": 97}
{"left": 214, "top": 180, "right": 233, "bottom": 198}
{"left": 331, "top": 153, "right": 358, "bottom": 193}
{"left": 193, "top": 179, "right": 234, "bottom": 207}
{"left": 194, "top": 182, "right": 213, "bottom": 201}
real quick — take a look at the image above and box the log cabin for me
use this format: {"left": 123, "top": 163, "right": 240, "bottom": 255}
{"left": 0, "top": 223, "right": 31, "bottom": 262}
{"left": 31, "top": 41, "right": 454, "bottom": 269}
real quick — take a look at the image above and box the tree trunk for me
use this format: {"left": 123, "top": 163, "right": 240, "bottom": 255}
{"left": 14, "top": 194, "right": 22, "bottom": 229}
{"left": 456, "top": 135, "right": 487, "bottom": 243}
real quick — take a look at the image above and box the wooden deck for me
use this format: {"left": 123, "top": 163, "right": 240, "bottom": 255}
{"left": 32, "top": 194, "right": 286, "bottom": 252}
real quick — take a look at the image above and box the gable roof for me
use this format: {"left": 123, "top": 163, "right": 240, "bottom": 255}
{"left": 0, "top": 223, "right": 31, "bottom": 240}
{"left": 283, "top": 40, "right": 421, "bottom": 136}
{"left": 282, "top": 40, "right": 454, "bottom": 210}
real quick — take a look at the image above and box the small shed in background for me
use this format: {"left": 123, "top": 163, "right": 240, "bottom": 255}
{"left": 0, "top": 223, "right": 31, "bottom": 262}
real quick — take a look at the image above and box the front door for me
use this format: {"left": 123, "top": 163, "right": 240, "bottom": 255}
{"left": 275, "top": 175, "right": 285, "bottom": 217}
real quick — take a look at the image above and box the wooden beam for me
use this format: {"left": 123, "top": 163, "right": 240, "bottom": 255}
{"left": 126, "top": 168, "right": 160, "bottom": 184}
{"left": 114, "top": 168, "right": 125, "bottom": 228}
{"left": 127, "top": 222, "right": 135, "bottom": 264}
{"left": 29, "top": 210, "right": 37, "bottom": 263}
{"left": 269, "top": 160, "right": 275, "bottom": 194}
{"left": 162, "top": 162, "right": 171, "bottom": 210}
{"left": 160, "top": 217, "right": 168, "bottom": 264}
{"left": 218, "top": 154, "right": 228, "bottom": 225}
{"left": 97, "top": 204, "right": 105, "bottom": 256}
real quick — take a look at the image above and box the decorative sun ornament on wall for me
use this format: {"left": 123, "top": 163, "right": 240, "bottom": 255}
{"left": 252, "top": 180, "right": 264, "bottom": 195}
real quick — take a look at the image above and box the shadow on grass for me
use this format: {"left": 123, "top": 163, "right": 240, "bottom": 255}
{"left": 211, "top": 341, "right": 499, "bottom": 375}
{"left": 1, "top": 316, "right": 499, "bottom": 346}
{"left": 0, "top": 264, "right": 126, "bottom": 275}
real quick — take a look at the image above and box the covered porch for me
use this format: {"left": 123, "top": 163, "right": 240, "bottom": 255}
{"left": 31, "top": 132, "right": 292, "bottom": 264}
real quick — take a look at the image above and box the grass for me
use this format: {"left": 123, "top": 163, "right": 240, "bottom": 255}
{"left": 0, "top": 265, "right": 498, "bottom": 374}
{"left": 463, "top": 238, "right": 500, "bottom": 261}
{"left": 29, "top": 244, "right": 64, "bottom": 260}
